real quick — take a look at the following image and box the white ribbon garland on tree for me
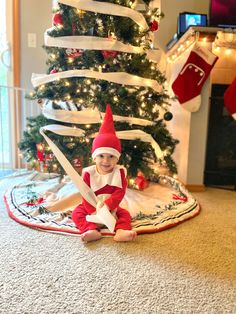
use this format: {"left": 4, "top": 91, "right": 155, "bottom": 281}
{"left": 115, "top": 129, "right": 163, "bottom": 158}
{"left": 45, "top": 33, "right": 143, "bottom": 53}
{"left": 35, "top": 0, "right": 165, "bottom": 198}
{"left": 58, "top": 0, "right": 149, "bottom": 30}
{"left": 32, "top": 70, "right": 162, "bottom": 93}
{"left": 43, "top": 101, "right": 155, "bottom": 126}
{"left": 40, "top": 124, "right": 164, "bottom": 161}
{"left": 44, "top": 33, "right": 163, "bottom": 64}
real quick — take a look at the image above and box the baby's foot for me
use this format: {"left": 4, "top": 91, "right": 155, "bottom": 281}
{"left": 81, "top": 230, "right": 102, "bottom": 243}
{"left": 113, "top": 229, "right": 137, "bottom": 242}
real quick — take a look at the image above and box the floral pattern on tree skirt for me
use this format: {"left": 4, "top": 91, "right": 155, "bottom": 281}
{"left": 4, "top": 171, "right": 200, "bottom": 236}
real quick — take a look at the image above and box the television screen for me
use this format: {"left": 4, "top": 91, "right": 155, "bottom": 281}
{"left": 210, "top": 0, "right": 236, "bottom": 27}
{"left": 178, "top": 13, "right": 208, "bottom": 36}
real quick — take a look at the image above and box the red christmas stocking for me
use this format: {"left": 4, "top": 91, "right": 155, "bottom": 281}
{"left": 224, "top": 77, "right": 236, "bottom": 120}
{"left": 172, "top": 43, "right": 218, "bottom": 112}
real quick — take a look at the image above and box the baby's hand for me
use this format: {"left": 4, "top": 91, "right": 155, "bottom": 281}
{"left": 97, "top": 201, "right": 104, "bottom": 209}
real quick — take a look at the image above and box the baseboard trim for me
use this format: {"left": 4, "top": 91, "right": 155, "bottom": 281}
{"left": 185, "top": 184, "right": 206, "bottom": 192}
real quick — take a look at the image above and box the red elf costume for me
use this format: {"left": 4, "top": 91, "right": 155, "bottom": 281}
{"left": 72, "top": 105, "right": 132, "bottom": 234}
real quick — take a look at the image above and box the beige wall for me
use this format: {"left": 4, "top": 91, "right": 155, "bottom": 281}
{"left": 20, "top": 0, "right": 52, "bottom": 89}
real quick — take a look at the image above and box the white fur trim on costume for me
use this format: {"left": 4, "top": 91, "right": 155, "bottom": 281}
{"left": 83, "top": 165, "right": 125, "bottom": 191}
{"left": 92, "top": 147, "right": 121, "bottom": 159}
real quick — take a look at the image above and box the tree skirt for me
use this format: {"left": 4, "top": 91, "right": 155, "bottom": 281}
{"left": 4, "top": 171, "right": 200, "bottom": 236}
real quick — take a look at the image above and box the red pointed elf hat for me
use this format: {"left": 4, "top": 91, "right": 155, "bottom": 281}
{"left": 92, "top": 105, "right": 121, "bottom": 159}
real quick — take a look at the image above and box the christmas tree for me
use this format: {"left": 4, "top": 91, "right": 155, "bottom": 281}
{"left": 19, "top": 0, "right": 178, "bottom": 186}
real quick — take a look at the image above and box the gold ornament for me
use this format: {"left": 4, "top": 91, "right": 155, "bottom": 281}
{"left": 76, "top": 9, "right": 86, "bottom": 17}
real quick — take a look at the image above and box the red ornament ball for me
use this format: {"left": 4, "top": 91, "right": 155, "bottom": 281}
{"left": 150, "top": 20, "right": 159, "bottom": 32}
{"left": 101, "top": 50, "right": 118, "bottom": 59}
{"left": 50, "top": 69, "right": 58, "bottom": 74}
{"left": 53, "top": 12, "right": 63, "bottom": 26}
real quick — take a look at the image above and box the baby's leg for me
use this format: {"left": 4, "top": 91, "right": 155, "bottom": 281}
{"left": 72, "top": 204, "right": 102, "bottom": 242}
{"left": 72, "top": 204, "right": 97, "bottom": 232}
{"left": 114, "top": 229, "right": 137, "bottom": 242}
{"left": 114, "top": 207, "right": 136, "bottom": 241}
{"left": 81, "top": 229, "right": 102, "bottom": 243}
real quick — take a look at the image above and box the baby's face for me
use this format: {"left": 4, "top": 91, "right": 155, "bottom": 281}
{"left": 95, "top": 153, "right": 118, "bottom": 174}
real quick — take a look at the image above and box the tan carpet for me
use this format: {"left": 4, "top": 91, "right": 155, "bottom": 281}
{"left": 0, "top": 176, "right": 235, "bottom": 314}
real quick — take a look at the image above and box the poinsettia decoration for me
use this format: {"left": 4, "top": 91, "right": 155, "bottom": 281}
{"left": 101, "top": 50, "right": 118, "bottom": 59}
{"left": 66, "top": 48, "right": 83, "bottom": 58}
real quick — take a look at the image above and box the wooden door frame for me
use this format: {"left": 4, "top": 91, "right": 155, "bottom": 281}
{"left": 12, "top": 0, "right": 21, "bottom": 168}
{"left": 13, "top": 0, "right": 20, "bottom": 88}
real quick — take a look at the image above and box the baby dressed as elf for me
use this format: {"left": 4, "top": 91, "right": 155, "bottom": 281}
{"left": 72, "top": 105, "right": 137, "bottom": 243}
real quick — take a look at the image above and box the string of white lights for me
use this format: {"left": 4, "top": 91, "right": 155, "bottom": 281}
{"left": 213, "top": 30, "right": 236, "bottom": 56}
{"left": 166, "top": 30, "right": 198, "bottom": 63}
{"left": 167, "top": 28, "right": 236, "bottom": 63}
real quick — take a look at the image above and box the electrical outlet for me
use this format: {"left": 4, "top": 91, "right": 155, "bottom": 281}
{"left": 28, "top": 33, "right": 37, "bottom": 48}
